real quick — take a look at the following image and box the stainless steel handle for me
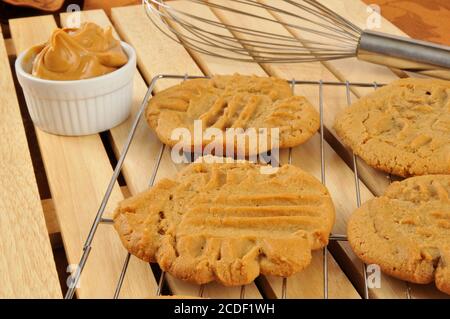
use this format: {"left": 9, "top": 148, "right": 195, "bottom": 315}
{"left": 356, "top": 30, "right": 450, "bottom": 80}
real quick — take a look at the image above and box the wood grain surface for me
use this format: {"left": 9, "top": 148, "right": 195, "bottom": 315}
{"left": 0, "top": 25, "right": 61, "bottom": 298}
{"left": 362, "top": 0, "right": 450, "bottom": 45}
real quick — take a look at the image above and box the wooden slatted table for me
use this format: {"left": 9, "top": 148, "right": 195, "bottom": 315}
{"left": 1, "top": 0, "right": 448, "bottom": 299}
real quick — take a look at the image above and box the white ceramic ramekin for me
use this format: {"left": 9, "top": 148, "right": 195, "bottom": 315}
{"left": 15, "top": 42, "right": 136, "bottom": 136}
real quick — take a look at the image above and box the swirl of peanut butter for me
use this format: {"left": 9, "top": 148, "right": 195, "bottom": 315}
{"left": 32, "top": 23, "right": 128, "bottom": 81}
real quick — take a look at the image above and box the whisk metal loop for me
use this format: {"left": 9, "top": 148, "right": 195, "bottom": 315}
{"left": 144, "top": 0, "right": 359, "bottom": 63}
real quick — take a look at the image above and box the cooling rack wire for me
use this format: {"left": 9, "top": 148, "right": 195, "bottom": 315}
{"left": 65, "top": 74, "right": 410, "bottom": 300}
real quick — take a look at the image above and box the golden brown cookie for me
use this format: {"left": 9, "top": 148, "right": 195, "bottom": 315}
{"left": 146, "top": 74, "right": 320, "bottom": 155}
{"left": 114, "top": 158, "right": 335, "bottom": 286}
{"left": 347, "top": 175, "right": 450, "bottom": 295}
{"left": 334, "top": 78, "right": 450, "bottom": 177}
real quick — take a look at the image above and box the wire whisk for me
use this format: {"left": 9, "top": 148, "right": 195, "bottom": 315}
{"left": 144, "top": 0, "right": 450, "bottom": 79}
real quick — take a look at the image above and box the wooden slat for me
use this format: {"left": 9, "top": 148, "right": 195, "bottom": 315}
{"left": 112, "top": 1, "right": 197, "bottom": 193}
{"left": 9, "top": 15, "right": 157, "bottom": 298}
{"left": 113, "top": 3, "right": 359, "bottom": 299}
{"left": 0, "top": 28, "right": 61, "bottom": 299}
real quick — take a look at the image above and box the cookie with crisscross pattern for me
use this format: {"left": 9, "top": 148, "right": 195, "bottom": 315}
{"left": 146, "top": 74, "right": 320, "bottom": 155}
{"left": 348, "top": 175, "right": 450, "bottom": 295}
{"left": 114, "top": 158, "right": 335, "bottom": 286}
{"left": 334, "top": 78, "right": 450, "bottom": 177}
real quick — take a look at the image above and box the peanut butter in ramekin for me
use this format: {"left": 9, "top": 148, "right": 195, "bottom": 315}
{"left": 31, "top": 22, "right": 128, "bottom": 81}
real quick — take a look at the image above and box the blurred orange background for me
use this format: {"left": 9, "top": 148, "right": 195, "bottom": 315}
{"left": 362, "top": 0, "right": 450, "bottom": 45}
{"left": 84, "top": 0, "right": 140, "bottom": 13}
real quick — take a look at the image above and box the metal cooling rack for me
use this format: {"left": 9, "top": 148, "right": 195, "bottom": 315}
{"left": 64, "top": 74, "right": 406, "bottom": 300}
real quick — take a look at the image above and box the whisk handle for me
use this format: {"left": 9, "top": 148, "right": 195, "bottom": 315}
{"left": 357, "top": 30, "right": 450, "bottom": 79}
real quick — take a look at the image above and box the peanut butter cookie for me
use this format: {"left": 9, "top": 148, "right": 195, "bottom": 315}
{"left": 146, "top": 74, "right": 320, "bottom": 155}
{"left": 334, "top": 78, "right": 450, "bottom": 177}
{"left": 114, "top": 158, "right": 335, "bottom": 286}
{"left": 348, "top": 175, "right": 450, "bottom": 295}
